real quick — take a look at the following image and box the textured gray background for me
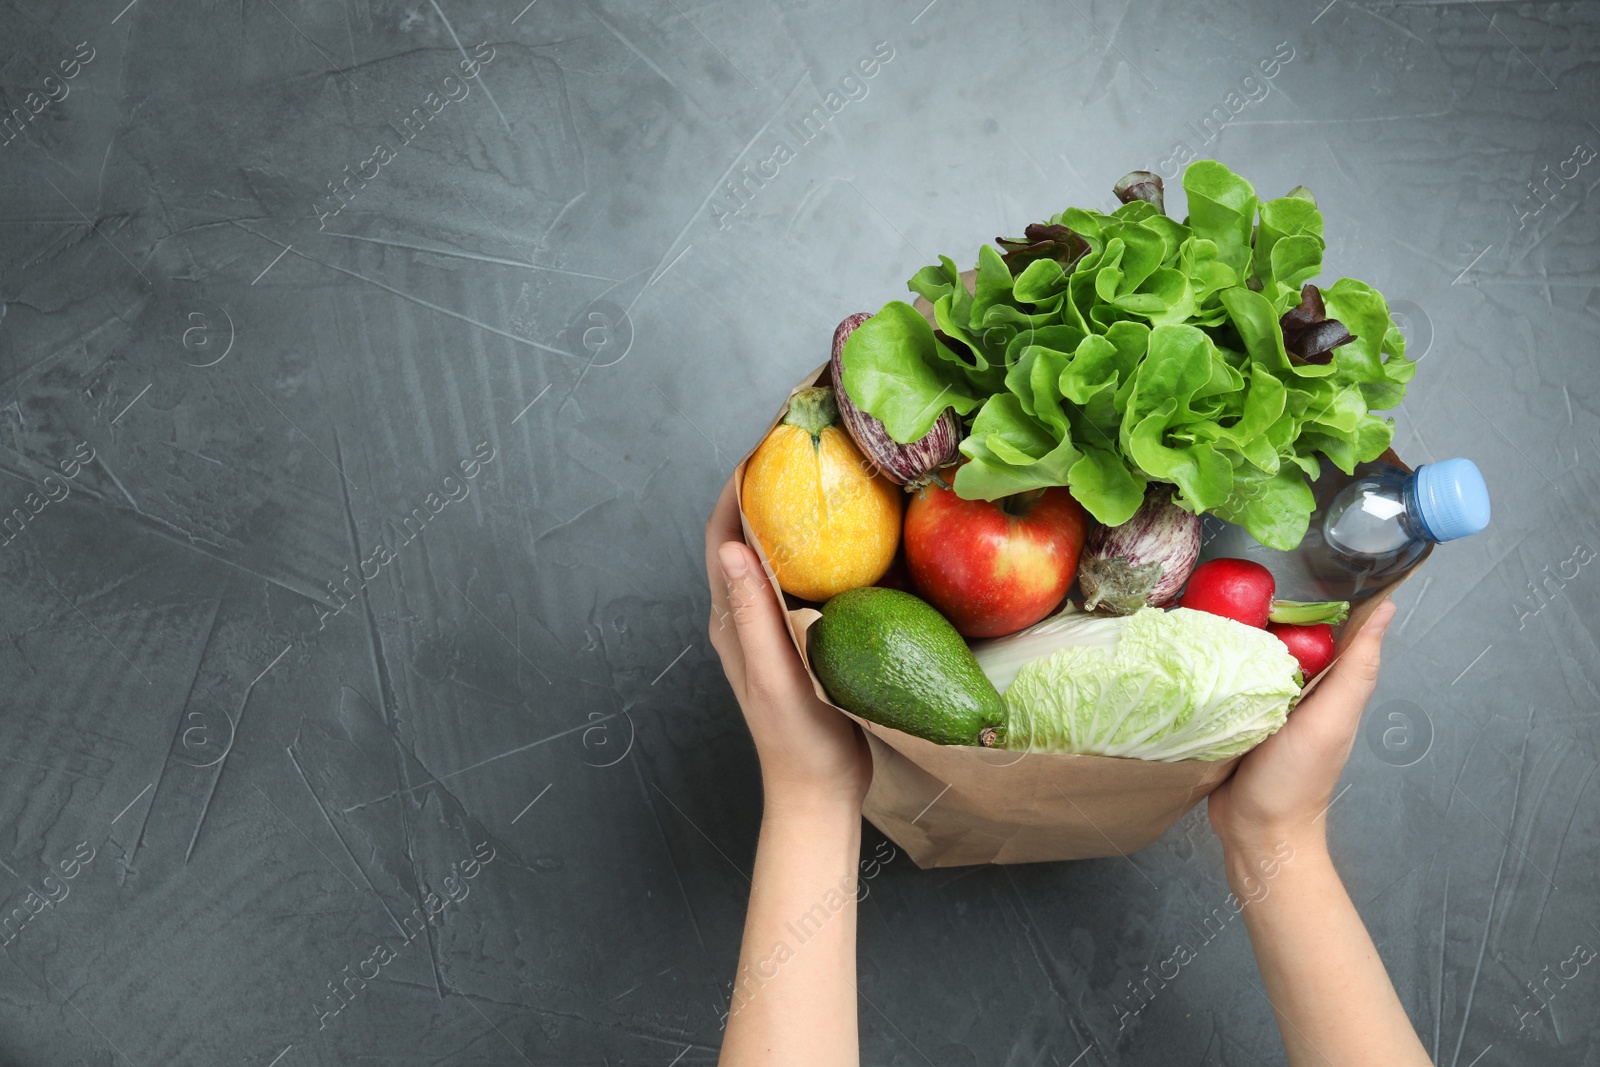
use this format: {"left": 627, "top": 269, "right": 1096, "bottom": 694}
{"left": 1, "top": 0, "right": 1597, "bottom": 1064}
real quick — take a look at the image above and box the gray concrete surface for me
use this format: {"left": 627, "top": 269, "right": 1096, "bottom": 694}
{"left": 1, "top": 0, "right": 1597, "bottom": 1063}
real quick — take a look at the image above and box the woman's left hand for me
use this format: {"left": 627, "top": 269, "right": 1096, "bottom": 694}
{"left": 705, "top": 475, "right": 872, "bottom": 817}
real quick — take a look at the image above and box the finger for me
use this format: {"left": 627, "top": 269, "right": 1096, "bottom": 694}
{"left": 718, "top": 541, "right": 812, "bottom": 701}
{"left": 705, "top": 473, "right": 743, "bottom": 546}
{"left": 1292, "top": 598, "right": 1396, "bottom": 747}
{"left": 705, "top": 474, "right": 743, "bottom": 598}
{"left": 705, "top": 477, "right": 745, "bottom": 662}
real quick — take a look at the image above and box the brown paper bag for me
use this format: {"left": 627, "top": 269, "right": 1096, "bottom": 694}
{"left": 734, "top": 367, "right": 1426, "bottom": 869}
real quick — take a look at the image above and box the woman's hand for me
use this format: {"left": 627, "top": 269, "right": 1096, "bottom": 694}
{"left": 705, "top": 475, "right": 872, "bottom": 818}
{"left": 1207, "top": 599, "right": 1434, "bottom": 1067}
{"left": 1208, "top": 598, "right": 1397, "bottom": 860}
{"left": 709, "top": 474, "right": 868, "bottom": 1064}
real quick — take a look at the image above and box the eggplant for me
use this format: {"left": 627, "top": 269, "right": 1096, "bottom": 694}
{"left": 829, "top": 312, "right": 962, "bottom": 489}
{"left": 1078, "top": 485, "right": 1201, "bottom": 614}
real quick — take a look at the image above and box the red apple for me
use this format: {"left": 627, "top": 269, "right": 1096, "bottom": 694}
{"left": 903, "top": 482, "right": 1090, "bottom": 638}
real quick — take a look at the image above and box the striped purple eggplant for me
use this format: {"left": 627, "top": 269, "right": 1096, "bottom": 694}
{"left": 829, "top": 312, "right": 962, "bottom": 489}
{"left": 1078, "top": 485, "right": 1201, "bottom": 614}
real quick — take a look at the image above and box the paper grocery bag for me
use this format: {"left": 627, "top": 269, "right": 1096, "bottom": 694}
{"left": 733, "top": 362, "right": 1426, "bottom": 868}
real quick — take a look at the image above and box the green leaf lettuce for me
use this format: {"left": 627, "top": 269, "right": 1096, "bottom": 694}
{"left": 836, "top": 160, "right": 1417, "bottom": 549}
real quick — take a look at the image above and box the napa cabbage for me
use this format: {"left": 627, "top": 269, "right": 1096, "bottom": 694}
{"left": 973, "top": 606, "right": 1301, "bottom": 761}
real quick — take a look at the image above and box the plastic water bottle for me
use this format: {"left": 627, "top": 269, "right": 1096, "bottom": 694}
{"left": 1199, "top": 458, "right": 1491, "bottom": 601}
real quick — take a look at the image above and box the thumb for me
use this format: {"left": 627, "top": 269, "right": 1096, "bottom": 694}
{"left": 1294, "top": 598, "right": 1397, "bottom": 744}
{"left": 718, "top": 542, "right": 809, "bottom": 697}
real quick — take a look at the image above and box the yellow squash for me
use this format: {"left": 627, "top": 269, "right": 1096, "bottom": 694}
{"left": 742, "top": 387, "right": 901, "bottom": 601}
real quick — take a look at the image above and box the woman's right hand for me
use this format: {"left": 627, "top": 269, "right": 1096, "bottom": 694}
{"left": 1207, "top": 598, "right": 1397, "bottom": 862}
{"left": 1206, "top": 598, "right": 1435, "bottom": 1067}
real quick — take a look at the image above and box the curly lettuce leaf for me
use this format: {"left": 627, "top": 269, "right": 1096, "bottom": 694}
{"left": 1210, "top": 461, "right": 1316, "bottom": 550}
{"left": 954, "top": 394, "right": 1083, "bottom": 500}
{"left": 1183, "top": 161, "right": 1259, "bottom": 279}
{"left": 1253, "top": 194, "right": 1325, "bottom": 313}
{"left": 838, "top": 301, "right": 986, "bottom": 443}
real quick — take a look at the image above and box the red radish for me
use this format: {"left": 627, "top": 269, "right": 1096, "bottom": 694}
{"left": 1268, "top": 622, "right": 1336, "bottom": 679}
{"left": 1178, "top": 558, "right": 1276, "bottom": 628}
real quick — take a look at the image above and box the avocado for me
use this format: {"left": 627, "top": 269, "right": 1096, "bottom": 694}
{"left": 809, "top": 587, "right": 1006, "bottom": 747}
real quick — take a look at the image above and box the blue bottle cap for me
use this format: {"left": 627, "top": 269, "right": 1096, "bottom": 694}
{"left": 1413, "top": 458, "right": 1490, "bottom": 542}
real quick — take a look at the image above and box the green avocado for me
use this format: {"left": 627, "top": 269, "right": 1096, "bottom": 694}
{"left": 809, "top": 587, "right": 1006, "bottom": 747}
